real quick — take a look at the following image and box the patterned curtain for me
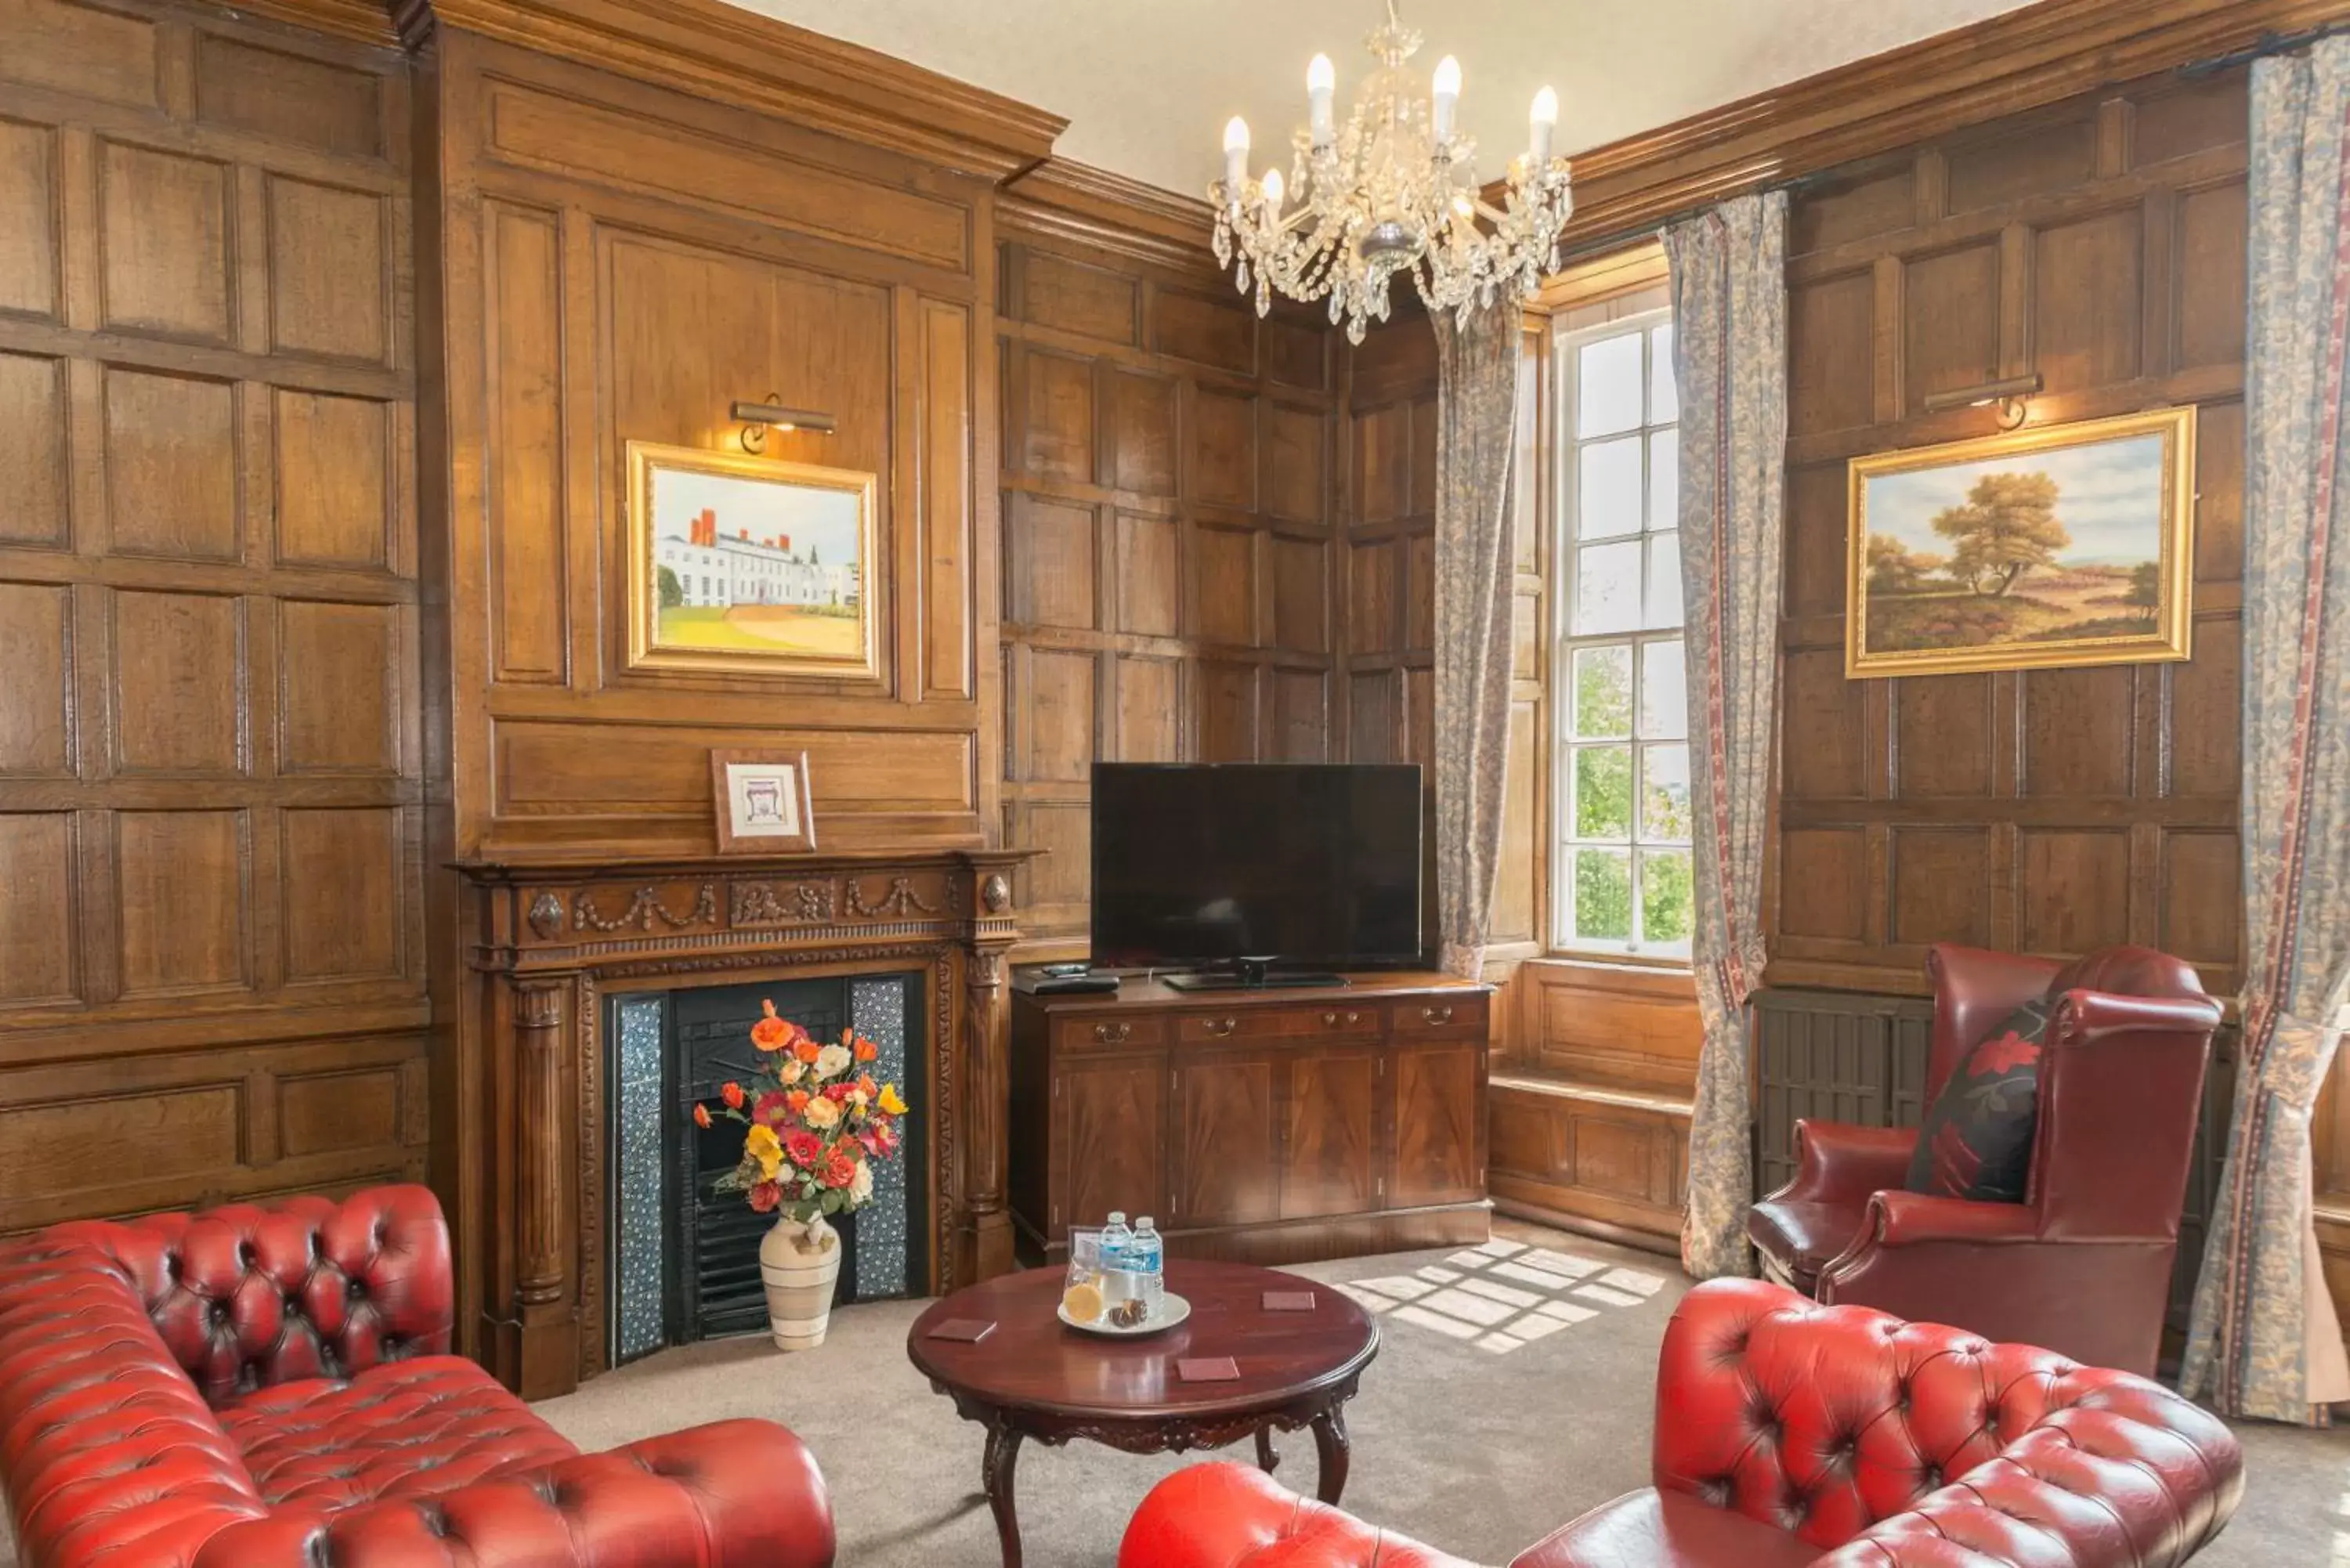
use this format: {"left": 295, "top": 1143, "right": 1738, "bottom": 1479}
{"left": 1664, "top": 193, "right": 1788, "bottom": 1281}
{"left": 2181, "top": 38, "right": 2350, "bottom": 1425}
{"left": 1430, "top": 305, "right": 1523, "bottom": 979}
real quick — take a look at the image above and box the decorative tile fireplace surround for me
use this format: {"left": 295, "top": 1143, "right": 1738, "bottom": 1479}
{"left": 457, "top": 849, "right": 1029, "bottom": 1397}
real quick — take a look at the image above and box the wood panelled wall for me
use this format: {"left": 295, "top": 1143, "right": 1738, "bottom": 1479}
{"left": 428, "top": 32, "right": 1001, "bottom": 866}
{"left": 0, "top": 0, "right": 428, "bottom": 1232}
{"left": 993, "top": 192, "right": 1345, "bottom": 948}
{"left": 1768, "top": 71, "right": 2249, "bottom": 996}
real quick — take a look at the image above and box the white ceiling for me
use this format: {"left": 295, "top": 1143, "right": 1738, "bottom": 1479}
{"left": 724, "top": 0, "right": 2036, "bottom": 197}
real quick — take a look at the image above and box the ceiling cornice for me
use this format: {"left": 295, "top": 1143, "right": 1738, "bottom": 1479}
{"left": 998, "top": 159, "right": 1221, "bottom": 274}
{"left": 1531, "top": 0, "right": 2350, "bottom": 244}
{"left": 227, "top": 0, "right": 1067, "bottom": 178}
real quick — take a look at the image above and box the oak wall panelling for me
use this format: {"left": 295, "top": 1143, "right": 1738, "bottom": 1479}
{"left": 995, "top": 164, "right": 1347, "bottom": 952}
{"left": 0, "top": 0, "right": 428, "bottom": 1234}
{"left": 1769, "top": 74, "right": 2249, "bottom": 999}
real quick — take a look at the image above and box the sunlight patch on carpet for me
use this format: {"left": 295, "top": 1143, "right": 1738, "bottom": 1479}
{"left": 1333, "top": 1246, "right": 1663, "bottom": 1354}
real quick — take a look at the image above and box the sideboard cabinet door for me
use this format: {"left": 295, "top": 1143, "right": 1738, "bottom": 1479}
{"left": 1169, "top": 1050, "right": 1282, "bottom": 1228}
{"left": 1389, "top": 1041, "right": 1484, "bottom": 1208}
{"left": 1282, "top": 1044, "right": 1383, "bottom": 1219}
{"left": 1058, "top": 1054, "right": 1168, "bottom": 1230}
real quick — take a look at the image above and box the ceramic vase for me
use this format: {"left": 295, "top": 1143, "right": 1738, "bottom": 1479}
{"left": 760, "top": 1211, "right": 841, "bottom": 1350}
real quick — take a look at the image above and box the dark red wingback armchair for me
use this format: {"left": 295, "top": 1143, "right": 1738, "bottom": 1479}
{"left": 1118, "top": 1278, "right": 2244, "bottom": 1568}
{"left": 1746, "top": 944, "right": 2222, "bottom": 1377}
{"left": 0, "top": 1185, "right": 835, "bottom": 1567}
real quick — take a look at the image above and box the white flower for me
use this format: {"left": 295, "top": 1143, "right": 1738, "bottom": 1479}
{"left": 849, "top": 1160, "right": 873, "bottom": 1205}
{"left": 814, "top": 1043, "right": 852, "bottom": 1080}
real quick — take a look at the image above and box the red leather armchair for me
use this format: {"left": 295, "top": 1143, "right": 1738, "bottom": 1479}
{"left": 1117, "top": 1278, "right": 2244, "bottom": 1568}
{"left": 1746, "top": 944, "right": 2222, "bottom": 1377}
{"left": 0, "top": 1185, "right": 835, "bottom": 1568}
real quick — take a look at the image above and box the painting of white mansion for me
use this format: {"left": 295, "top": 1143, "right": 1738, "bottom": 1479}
{"left": 633, "top": 446, "right": 873, "bottom": 673}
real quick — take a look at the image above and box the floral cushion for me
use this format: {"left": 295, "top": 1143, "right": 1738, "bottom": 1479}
{"left": 1904, "top": 996, "right": 2050, "bottom": 1201}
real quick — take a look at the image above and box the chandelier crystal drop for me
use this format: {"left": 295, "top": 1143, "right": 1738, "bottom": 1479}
{"left": 1209, "top": 0, "right": 1572, "bottom": 344}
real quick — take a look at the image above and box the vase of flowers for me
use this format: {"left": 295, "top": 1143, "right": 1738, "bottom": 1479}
{"left": 692, "top": 999, "right": 909, "bottom": 1350}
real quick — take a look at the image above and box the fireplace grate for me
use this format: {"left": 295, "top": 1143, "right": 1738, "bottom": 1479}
{"left": 609, "top": 971, "right": 926, "bottom": 1364}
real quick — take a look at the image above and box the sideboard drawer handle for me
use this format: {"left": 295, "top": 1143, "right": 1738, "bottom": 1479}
{"left": 1203, "top": 1017, "right": 1238, "bottom": 1038}
{"left": 1093, "top": 1022, "right": 1130, "bottom": 1044}
{"left": 1422, "top": 1004, "right": 1454, "bottom": 1025}
{"left": 1325, "top": 1010, "right": 1364, "bottom": 1027}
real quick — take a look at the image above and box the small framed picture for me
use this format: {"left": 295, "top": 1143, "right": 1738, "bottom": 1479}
{"left": 710, "top": 749, "right": 817, "bottom": 854}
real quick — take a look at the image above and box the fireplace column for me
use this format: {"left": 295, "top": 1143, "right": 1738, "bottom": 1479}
{"left": 508, "top": 972, "right": 580, "bottom": 1400}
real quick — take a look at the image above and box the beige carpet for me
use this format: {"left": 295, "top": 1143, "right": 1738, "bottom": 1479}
{"left": 531, "top": 1223, "right": 2350, "bottom": 1567}
{"left": 2, "top": 1224, "right": 2340, "bottom": 1565}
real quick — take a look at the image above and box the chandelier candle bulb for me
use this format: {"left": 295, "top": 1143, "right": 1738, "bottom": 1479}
{"left": 1307, "top": 53, "right": 1336, "bottom": 145}
{"left": 1529, "top": 85, "right": 1558, "bottom": 168}
{"left": 1222, "top": 115, "right": 1250, "bottom": 195}
{"left": 1260, "top": 167, "right": 1285, "bottom": 215}
{"left": 1431, "top": 55, "right": 1460, "bottom": 143}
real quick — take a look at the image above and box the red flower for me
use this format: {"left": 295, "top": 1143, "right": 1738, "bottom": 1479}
{"left": 854, "top": 1037, "right": 878, "bottom": 1063}
{"left": 754, "top": 1091, "right": 789, "bottom": 1125}
{"left": 1969, "top": 1030, "right": 2041, "bottom": 1077}
{"left": 785, "top": 1131, "right": 825, "bottom": 1169}
{"left": 748, "top": 1180, "right": 782, "bottom": 1213}
{"left": 821, "top": 1152, "right": 856, "bottom": 1189}
{"left": 856, "top": 1127, "right": 882, "bottom": 1156}
{"left": 721, "top": 1081, "right": 746, "bottom": 1110}
{"left": 692, "top": 1103, "right": 712, "bottom": 1129}
{"left": 823, "top": 1082, "right": 851, "bottom": 1103}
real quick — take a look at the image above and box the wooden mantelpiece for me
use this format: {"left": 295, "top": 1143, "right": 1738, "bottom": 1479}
{"left": 457, "top": 847, "right": 1032, "bottom": 1397}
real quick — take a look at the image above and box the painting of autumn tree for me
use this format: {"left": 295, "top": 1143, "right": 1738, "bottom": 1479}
{"left": 1848, "top": 410, "right": 2194, "bottom": 677}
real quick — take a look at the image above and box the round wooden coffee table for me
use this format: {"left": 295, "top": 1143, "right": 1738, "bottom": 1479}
{"left": 906, "top": 1259, "right": 1378, "bottom": 1568}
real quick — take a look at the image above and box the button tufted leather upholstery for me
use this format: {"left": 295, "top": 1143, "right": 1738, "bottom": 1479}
{"left": 1118, "top": 1279, "right": 2243, "bottom": 1568}
{"left": 1747, "top": 943, "right": 2222, "bottom": 1376}
{"left": 0, "top": 1185, "right": 837, "bottom": 1568}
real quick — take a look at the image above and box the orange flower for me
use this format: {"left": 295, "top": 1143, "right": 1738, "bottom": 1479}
{"left": 786, "top": 1089, "right": 812, "bottom": 1114}
{"left": 692, "top": 1103, "right": 712, "bottom": 1129}
{"left": 855, "top": 1074, "right": 877, "bottom": 1099}
{"left": 750, "top": 998, "right": 792, "bottom": 1052}
{"left": 720, "top": 1081, "right": 746, "bottom": 1110}
{"left": 854, "top": 1036, "right": 878, "bottom": 1063}
{"left": 791, "top": 1035, "right": 822, "bottom": 1064}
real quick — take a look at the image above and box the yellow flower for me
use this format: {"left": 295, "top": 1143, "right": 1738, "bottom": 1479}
{"left": 744, "top": 1122, "right": 785, "bottom": 1180}
{"left": 804, "top": 1095, "right": 842, "bottom": 1129}
{"left": 878, "top": 1083, "right": 908, "bottom": 1115}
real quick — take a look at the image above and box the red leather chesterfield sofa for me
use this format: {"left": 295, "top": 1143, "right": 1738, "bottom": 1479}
{"left": 0, "top": 1185, "right": 834, "bottom": 1568}
{"left": 1748, "top": 944, "right": 2222, "bottom": 1377}
{"left": 1119, "top": 1278, "right": 2243, "bottom": 1568}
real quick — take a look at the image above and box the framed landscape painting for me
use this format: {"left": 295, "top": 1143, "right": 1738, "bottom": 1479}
{"left": 626, "top": 440, "right": 878, "bottom": 679}
{"left": 1846, "top": 406, "right": 2196, "bottom": 678}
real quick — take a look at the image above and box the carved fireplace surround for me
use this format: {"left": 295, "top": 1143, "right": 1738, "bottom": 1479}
{"left": 457, "top": 847, "right": 1030, "bottom": 1398}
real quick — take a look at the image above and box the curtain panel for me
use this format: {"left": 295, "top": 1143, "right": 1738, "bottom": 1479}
{"left": 2181, "top": 37, "right": 2350, "bottom": 1425}
{"left": 1430, "top": 305, "right": 1524, "bottom": 980}
{"left": 1664, "top": 193, "right": 1788, "bottom": 1281}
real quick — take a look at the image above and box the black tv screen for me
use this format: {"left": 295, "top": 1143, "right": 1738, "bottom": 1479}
{"left": 1090, "top": 764, "right": 1423, "bottom": 970}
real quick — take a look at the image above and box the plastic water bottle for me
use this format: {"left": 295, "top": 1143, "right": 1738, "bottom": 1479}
{"left": 1131, "top": 1216, "right": 1166, "bottom": 1314}
{"left": 1100, "top": 1212, "right": 1137, "bottom": 1311}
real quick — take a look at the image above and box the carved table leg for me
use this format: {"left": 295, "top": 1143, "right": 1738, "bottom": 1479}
{"left": 1311, "top": 1404, "right": 1350, "bottom": 1505}
{"left": 982, "top": 1420, "right": 1025, "bottom": 1568}
{"left": 1254, "top": 1424, "right": 1278, "bottom": 1474}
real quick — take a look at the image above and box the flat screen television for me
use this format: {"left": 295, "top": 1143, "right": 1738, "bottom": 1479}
{"left": 1090, "top": 763, "right": 1423, "bottom": 985}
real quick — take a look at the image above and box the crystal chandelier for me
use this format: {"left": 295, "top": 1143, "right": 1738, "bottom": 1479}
{"left": 1209, "top": 0, "right": 1572, "bottom": 343}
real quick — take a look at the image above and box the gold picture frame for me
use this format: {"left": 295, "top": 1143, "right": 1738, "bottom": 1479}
{"left": 1846, "top": 406, "right": 2196, "bottom": 679}
{"left": 625, "top": 440, "right": 879, "bottom": 680}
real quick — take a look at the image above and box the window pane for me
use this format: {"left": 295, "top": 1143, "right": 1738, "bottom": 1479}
{"left": 1648, "top": 428, "right": 1679, "bottom": 531}
{"left": 1640, "top": 639, "right": 1687, "bottom": 739}
{"left": 1577, "top": 333, "right": 1643, "bottom": 438}
{"left": 1574, "top": 745, "right": 1632, "bottom": 840}
{"left": 1645, "top": 533, "right": 1683, "bottom": 628}
{"left": 1576, "top": 436, "right": 1642, "bottom": 540}
{"left": 1641, "top": 849, "right": 1695, "bottom": 945}
{"left": 1642, "top": 743, "right": 1692, "bottom": 841}
{"left": 1650, "top": 323, "right": 1678, "bottom": 425}
{"left": 1575, "top": 540, "right": 1642, "bottom": 634}
{"left": 1573, "top": 848, "right": 1633, "bottom": 941}
{"left": 1573, "top": 645, "right": 1632, "bottom": 738}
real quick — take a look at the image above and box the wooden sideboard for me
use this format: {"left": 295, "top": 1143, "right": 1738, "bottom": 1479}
{"left": 1009, "top": 972, "right": 1491, "bottom": 1266}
